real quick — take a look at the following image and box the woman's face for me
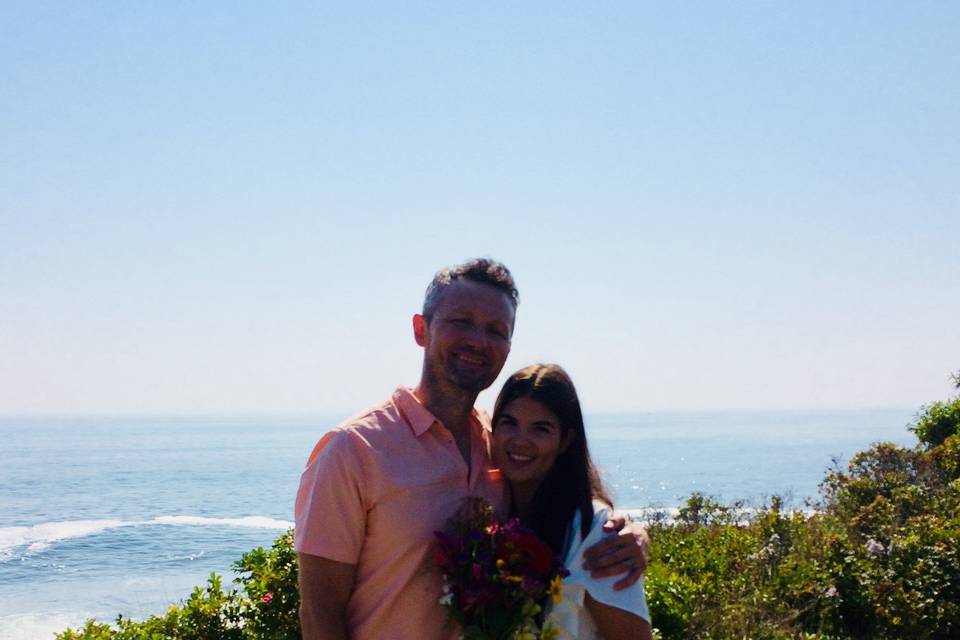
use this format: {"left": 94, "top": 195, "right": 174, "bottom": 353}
{"left": 492, "top": 396, "right": 572, "bottom": 494}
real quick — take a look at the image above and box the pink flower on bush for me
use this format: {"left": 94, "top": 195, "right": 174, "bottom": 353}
{"left": 865, "top": 538, "right": 885, "bottom": 556}
{"left": 262, "top": 592, "right": 273, "bottom": 604}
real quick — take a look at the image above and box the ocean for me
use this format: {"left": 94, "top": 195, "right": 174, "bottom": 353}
{"left": 0, "top": 409, "right": 917, "bottom": 639}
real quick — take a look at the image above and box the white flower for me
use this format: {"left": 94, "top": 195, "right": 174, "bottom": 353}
{"left": 439, "top": 592, "right": 454, "bottom": 606}
{"left": 823, "top": 586, "right": 838, "bottom": 598}
{"left": 749, "top": 533, "right": 782, "bottom": 561}
{"left": 865, "top": 538, "right": 885, "bottom": 555}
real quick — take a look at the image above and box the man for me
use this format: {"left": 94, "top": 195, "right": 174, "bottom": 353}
{"left": 295, "top": 259, "right": 647, "bottom": 640}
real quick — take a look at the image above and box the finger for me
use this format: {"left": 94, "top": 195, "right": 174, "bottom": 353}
{"left": 600, "top": 516, "right": 626, "bottom": 533}
{"left": 584, "top": 543, "right": 633, "bottom": 573}
{"left": 587, "top": 560, "right": 629, "bottom": 580}
{"left": 581, "top": 536, "right": 621, "bottom": 565}
{"left": 633, "top": 549, "right": 648, "bottom": 574}
{"left": 612, "top": 566, "right": 642, "bottom": 591}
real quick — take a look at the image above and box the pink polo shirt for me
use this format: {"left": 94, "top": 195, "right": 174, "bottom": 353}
{"left": 295, "top": 387, "right": 507, "bottom": 640}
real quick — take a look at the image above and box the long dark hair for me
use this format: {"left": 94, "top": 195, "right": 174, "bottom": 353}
{"left": 492, "top": 363, "right": 613, "bottom": 557}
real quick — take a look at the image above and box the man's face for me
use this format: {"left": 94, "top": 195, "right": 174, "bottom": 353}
{"left": 415, "top": 280, "right": 515, "bottom": 393}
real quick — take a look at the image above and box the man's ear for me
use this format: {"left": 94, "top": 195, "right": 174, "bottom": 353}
{"left": 413, "top": 314, "right": 428, "bottom": 347}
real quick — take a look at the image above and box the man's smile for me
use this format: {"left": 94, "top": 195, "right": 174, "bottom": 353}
{"left": 453, "top": 352, "right": 487, "bottom": 367}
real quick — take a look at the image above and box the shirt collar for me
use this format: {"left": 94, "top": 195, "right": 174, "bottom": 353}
{"left": 392, "top": 386, "right": 486, "bottom": 437}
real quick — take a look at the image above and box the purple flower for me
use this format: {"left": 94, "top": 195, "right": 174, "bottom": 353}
{"left": 865, "top": 538, "right": 885, "bottom": 556}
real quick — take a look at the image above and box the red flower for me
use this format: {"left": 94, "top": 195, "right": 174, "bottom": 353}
{"left": 496, "top": 530, "right": 554, "bottom": 575}
{"left": 262, "top": 592, "right": 273, "bottom": 604}
{"left": 433, "top": 531, "right": 457, "bottom": 569}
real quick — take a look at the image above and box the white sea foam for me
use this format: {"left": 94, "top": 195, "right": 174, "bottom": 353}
{"left": 0, "top": 520, "right": 129, "bottom": 561}
{"left": 0, "top": 612, "right": 90, "bottom": 640}
{"left": 624, "top": 507, "right": 682, "bottom": 524}
{"left": 151, "top": 515, "right": 293, "bottom": 529}
{"left": 0, "top": 515, "right": 292, "bottom": 562}
{"left": 623, "top": 506, "right": 818, "bottom": 525}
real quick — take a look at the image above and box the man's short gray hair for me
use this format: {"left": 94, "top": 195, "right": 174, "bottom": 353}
{"left": 422, "top": 258, "right": 519, "bottom": 319}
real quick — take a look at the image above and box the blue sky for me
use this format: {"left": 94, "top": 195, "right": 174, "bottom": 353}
{"left": 2, "top": 2, "right": 958, "bottom": 414}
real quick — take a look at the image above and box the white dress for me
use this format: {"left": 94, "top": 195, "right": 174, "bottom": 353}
{"left": 544, "top": 502, "right": 651, "bottom": 639}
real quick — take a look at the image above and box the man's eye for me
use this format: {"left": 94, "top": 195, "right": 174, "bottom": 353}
{"left": 451, "top": 319, "right": 471, "bottom": 327}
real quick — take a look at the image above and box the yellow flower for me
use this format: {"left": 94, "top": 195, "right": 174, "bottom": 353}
{"left": 520, "top": 598, "right": 542, "bottom": 618}
{"left": 548, "top": 575, "right": 564, "bottom": 605}
{"left": 513, "top": 626, "right": 536, "bottom": 640}
{"left": 540, "top": 623, "right": 561, "bottom": 640}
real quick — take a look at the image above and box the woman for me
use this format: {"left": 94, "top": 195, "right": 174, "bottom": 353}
{"left": 492, "top": 364, "right": 653, "bottom": 640}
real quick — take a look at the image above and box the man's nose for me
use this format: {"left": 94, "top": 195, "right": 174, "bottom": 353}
{"left": 463, "top": 326, "right": 489, "bottom": 349}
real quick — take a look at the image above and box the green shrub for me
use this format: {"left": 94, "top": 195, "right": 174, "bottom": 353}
{"left": 911, "top": 371, "right": 960, "bottom": 448}
{"left": 58, "top": 374, "right": 960, "bottom": 640}
{"left": 56, "top": 531, "right": 299, "bottom": 640}
{"left": 911, "top": 397, "right": 960, "bottom": 448}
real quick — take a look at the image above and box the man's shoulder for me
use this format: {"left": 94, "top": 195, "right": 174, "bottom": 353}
{"left": 334, "top": 396, "right": 400, "bottom": 431}
{"left": 321, "top": 390, "right": 411, "bottom": 446}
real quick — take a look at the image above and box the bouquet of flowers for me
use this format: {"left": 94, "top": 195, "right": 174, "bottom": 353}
{"left": 434, "top": 497, "right": 569, "bottom": 640}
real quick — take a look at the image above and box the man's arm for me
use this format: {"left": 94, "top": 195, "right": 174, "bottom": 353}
{"left": 581, "top": 517, "right": 650, "bottom": 591}
{"left": 298, "top": 553, "right": 357, "bottom": 640}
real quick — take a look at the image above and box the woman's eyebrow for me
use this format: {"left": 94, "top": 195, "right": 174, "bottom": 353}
{"left": 497, "top": 412, "right": 516, "bottom": 422}
{"left": 532, "top": 419, "right": 557, "bottom": 429}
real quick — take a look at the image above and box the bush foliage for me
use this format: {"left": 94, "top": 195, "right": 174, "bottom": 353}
{"left": 57, "top": 531, "right": 300, "bottom": 640}
{"left": 59, "top": 375, "right": 960, "bottom": 639}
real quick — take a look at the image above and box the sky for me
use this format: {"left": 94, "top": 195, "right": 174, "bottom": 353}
{"left": 1, "top": 2, "right": 958, "bottom": 415}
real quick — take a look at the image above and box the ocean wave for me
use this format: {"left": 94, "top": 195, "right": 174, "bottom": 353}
{"left": 0, "top": 611, "right": 89, "bottom": 640}
{"left": 0, "top": 520, "right": 130, "bottom": 561}
{"left": 623, "top": 506, "right": 818, "bottom": 525}
{"left": 152, "top": 515, "right": 292, "bottom": 529}
{"left": 0, "top": 515, "right": 293, "bottom": 562}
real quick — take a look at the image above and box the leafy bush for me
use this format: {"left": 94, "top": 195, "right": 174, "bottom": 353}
{"left": 59, "top": 378, "right": 960, "bottom": 640}
{"left": 911, "top": 370, "right": 960, "bottom": 448}
{"left": 57, "top": 531, "right": 299, "bottom": 640}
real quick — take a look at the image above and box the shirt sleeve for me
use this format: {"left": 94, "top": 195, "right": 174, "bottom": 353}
{"left": 564, "top": 507, "right": 651, "bottom": 624}
{"left": 294, "top": 429, "right": 367, "bottom": 564}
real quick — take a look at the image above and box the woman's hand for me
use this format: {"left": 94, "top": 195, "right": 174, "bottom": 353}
{"left": 581, "top": 516, "right": 650, "bottom": 591}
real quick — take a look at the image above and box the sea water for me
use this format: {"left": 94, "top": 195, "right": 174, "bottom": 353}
{"left": 0, "top": 409, "right": 916, "bottom": 639}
